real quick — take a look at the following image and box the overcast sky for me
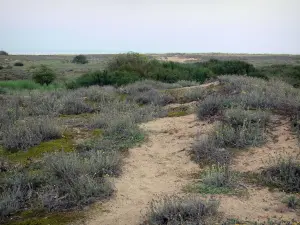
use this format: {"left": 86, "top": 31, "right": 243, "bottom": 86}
{"left": 0, "top": 0, "right": 299, "bottom": 54}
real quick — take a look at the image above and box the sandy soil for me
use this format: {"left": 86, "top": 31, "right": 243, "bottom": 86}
{"left": 84, "top": 109, "right": 300, "bottom": 225}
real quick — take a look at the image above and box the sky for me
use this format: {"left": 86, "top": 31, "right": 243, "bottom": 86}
{"left": 0, "top": 0, "right": 300, "bottom": 54}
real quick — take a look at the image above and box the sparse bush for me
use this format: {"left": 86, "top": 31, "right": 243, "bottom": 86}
{"left": 145, "top": 195, "right": 220, "bottom": 225}
{"left": 261, "top": 157, "right": 300, "bottom": 193}
{"left": 32, "top": 65, "right": 56, "bottom": 85}
{"left": 13, "top": 61, "right": 24, "bottom": 67}
{"left": 72, "top": 54, "right": 88, "bottom": 64}
{"left": 2, "top": 118, "right": 61, "bottom": 151}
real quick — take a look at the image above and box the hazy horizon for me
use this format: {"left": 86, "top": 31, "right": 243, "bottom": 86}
{"left": 1, "top": 0, "right": 300, "bottom": 55}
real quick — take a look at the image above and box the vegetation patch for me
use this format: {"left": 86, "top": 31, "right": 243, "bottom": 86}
{"left": 0, "top": 137, "right": 74, "bottom": 165}
{"left": 261, "top": 157, "right": 300, "bottom": 193}
{"left": 144, "top": 195, "right": 221, "bottom": 225}
{"left": 185, "top": 164, "right": 244, "bottom": 196}
{"left": 4, "top": 210, "right": 84, "bottom": 225}
{"left": 167, "top": 110, "right": 188, "bottom": 117}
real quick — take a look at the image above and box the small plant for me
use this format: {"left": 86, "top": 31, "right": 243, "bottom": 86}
{"left": 145, "top": 195, "right": 221, "bottom": 225}
{"left": 32, "top": 65, "right": 57, "bottom": 85}
{"left": 72, "top": 54, "right": 88, "bottom": 64}
{"left": 283, "top": 195, "right": 300, "bottom": 209}
{"left": 186, "top": 164, "right": 242, "bottom": 195}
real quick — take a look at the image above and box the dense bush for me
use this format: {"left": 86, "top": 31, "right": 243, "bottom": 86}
{"left": 68, "top": 52, "right": 276, "bottom": 88}
{"left": 145, "top": 195, "right": 220, "bottom": 225}
{"left": 13, "top": 61, "right": 24, "bottom": 67}
{"left": 68, "top": 70, "right": 141, "bottom": 88}
{"left": 32, "top": 65, "right": 56, "bottom": 85}
{"left": 41, "top": 151, "right": 116, "bottom": 209}
{"left": 72, "top": 54, "right": 88, "bottom": 64}
{"left": 2, "top": 118, "right": 61, "bottom": 151}
{"left": 0, "top": 50, "right": 8, "bottom": 55}
{"left": 258, "top": 64, "right": 300, "bottom": 87}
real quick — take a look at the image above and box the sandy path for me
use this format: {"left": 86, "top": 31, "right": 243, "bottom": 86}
{"left": 85, "top": 114, "right": 211, "bottom": 225}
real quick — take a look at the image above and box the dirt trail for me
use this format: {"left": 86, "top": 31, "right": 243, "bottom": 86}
{"left": 85, "top": 114, "right": 211, "bottom": 225}
{"left": 84, "top": 113, "right": 300, "bottom": 224}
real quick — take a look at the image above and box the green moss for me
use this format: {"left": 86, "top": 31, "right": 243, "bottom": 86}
{"left": 118, "top": 93, "right": 128, "bottom": 101}
{"left": 5, "top": 210, "right": 84, "bottom": 225}
{"left": 167, "top": 110, "right": 188, "bottom": 117}
{"left": 59, "top": 112, "right": 93, "bottom": 118}
{"left": 0, "top": 137, "right": 74, "bottom": 165}
{"left": 92, "top": 128, "right": 104, "bottom": 137}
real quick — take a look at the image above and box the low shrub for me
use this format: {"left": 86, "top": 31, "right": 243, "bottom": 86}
{"left": 59, "top": 96, "right": 93, "bottom": 115}
{"left": 197, "top": 95, "right": 225, "bottom": 119}
{"left": 41, "top": 151, "right": 116, "bottom": 208}
{"left": 2, "top": 117, "right": 61, "bottom": 151}
{"left": 145, "top": 195, "right": 220, "bottom": 225}
{"left": 261, "top": 157, "right": 300, "bottom": 193}
{"left": 224, "top": 108, "right": 270, "bottom": 127}
{"left": 191, "top": 118, "right": 265, "bottom": 165}
{"left": 191, "top": 132, "right": 231, "bottom": 165}
{"left": 186, "top": 164, "right": 242, "bottom": 195}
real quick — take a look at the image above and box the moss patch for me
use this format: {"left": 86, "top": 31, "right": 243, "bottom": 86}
{"left": 0, "top": 137, "right": 74, "bottom": 165}
{"left": 4, "top": 210, "right": 84, "bottom": 225}
{"left": 167, "top": 110, "right": 188, "bottom": 117}
{"left": 92, "top": 128, "right": 104, "bottom": 137}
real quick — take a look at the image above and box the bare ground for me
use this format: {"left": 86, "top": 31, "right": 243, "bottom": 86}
{"left": 84, "top": 114, "right": 300, "bottom": 225}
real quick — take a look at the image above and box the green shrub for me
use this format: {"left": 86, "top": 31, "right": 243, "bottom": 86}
{"left": 145, "top": 195, "right": 220, "bottom": 225}
{"left": 2, "top": 117, "right": 61, "bottom": 151}
{"left": 283, "top": 195, "right": 300, "bottom": 209}
{"left": 72, "top": 55, "right": 88, "bottom": 64}
{"left": 69, "top": 70, "right": 140, "bottom": 88}
{"left": 199, "top": 59, "right": 256, "bottom": 75}
{"left": 261, "top": 157, "right": 300, "bottom": 193}
{"left": 32, "top": 65, "right": 56, "bottom": 85}
{"left": 187, "top": 164, "right": 242, "bottom": 195}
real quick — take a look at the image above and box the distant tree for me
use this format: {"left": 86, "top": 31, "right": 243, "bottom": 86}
{"left": 0, "top": 50, "right": 8, "bottom": 56}
{"left": 32, "top": 65, "right": 56, "bottom": 85}
{"left": 72, "top": 55, "right": 88, "bottom": 64}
